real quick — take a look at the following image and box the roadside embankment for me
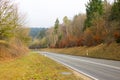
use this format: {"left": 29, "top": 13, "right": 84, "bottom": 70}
{"left": 0, "top": 40, "right": 28, "bottom": 61}
{"left": 41, "top": 43, "right": 120, "bottom": 60}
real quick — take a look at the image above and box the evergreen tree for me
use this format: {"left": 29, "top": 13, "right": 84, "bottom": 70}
{"left": 54, "top": 18, "right": 59, "bottom": 34}
{"left": 84, "top": 0, "right": 103, "bottom": 30}
{"left": 110, "top": 0, "right": 120, "bottom": 22}
{"left": 110, "top": 0, "right": 120, "bottom": 43}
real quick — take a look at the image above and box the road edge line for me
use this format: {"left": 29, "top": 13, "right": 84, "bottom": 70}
{"left": 44, "top": 54, "right": 99, "bottom": 80}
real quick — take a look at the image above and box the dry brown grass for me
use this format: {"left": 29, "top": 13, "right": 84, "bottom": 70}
{"left": 0, "top": 40, "right": 29, "bottom": 61}
{"left": 41, "top": 43, "right": 120, "bottom": 60}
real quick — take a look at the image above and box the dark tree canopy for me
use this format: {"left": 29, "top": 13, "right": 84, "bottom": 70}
{"left": 110, "top": 0, "right": 120, "bottom": 22}
{"left": 84, "top": 0, "right": 103, "bottom": 30}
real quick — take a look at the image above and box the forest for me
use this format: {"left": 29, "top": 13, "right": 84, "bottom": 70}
{"left": 30, "top": 0, "right": 120, "bottom": 48}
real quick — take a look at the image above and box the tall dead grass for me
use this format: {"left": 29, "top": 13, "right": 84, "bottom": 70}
{"left": 41, "top": 43, "right": 120, "bottom": 60}
{"left": 0, "top": 40, "right": 29, "bottom": 60}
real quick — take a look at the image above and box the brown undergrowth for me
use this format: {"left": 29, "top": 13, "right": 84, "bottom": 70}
{"left": 0, "top": 40, "right": 29, "bottom": 61}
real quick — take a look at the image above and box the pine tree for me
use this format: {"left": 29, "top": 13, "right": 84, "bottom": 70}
{"left": 110, "top": 0, "right": 120, "bottom": 22}
{"left": 84, "top": 0, "right": 103, "bottom": 30}
{"left": 54, "top": 18, "right": 59, "bottom": 34}
{"left": 110, "top": 0, "right": 120, "bottom": 43}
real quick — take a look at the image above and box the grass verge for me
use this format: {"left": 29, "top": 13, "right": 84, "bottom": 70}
{"left": 41, "top": 43, "right": 120, "bottom": 61}
{"left": 0, "top": 52, "right": 83, "bottom": 80}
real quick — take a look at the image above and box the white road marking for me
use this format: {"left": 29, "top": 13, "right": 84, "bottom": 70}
{"left": 42, "top": 52, "right": 120, "bottom": 70}
{"left": 39, "top": 51, "right": 120, "bottom": 80}
{"left": 58, "top": 55, "right": 120, "bottom": 70}
{"left": 46, "top": 55, "right": 99, "bottom": 80}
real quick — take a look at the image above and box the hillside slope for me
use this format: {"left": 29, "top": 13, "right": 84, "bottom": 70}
{"left": 29, "top": 28, "right": 47, "bottom": 39}
{"left": 41, "top": 43, "right": 120, "bottom": 60}
{"left": 0, "top": 40, "right": 28, "bottom": 60}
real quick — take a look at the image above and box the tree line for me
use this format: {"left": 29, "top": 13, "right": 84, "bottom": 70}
{"left": 30, "top": 0, "right": 120, "bottom": 48}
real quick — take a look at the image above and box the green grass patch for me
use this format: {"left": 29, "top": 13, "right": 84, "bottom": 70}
{"left": 0, "top": 52, "right": 82, "bottom": 80}
{"left": 41, "top": 43, "right": 120, "bottom": 60}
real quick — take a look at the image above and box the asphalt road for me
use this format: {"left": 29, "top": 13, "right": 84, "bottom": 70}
{"left": 39, "top": 51, "right": 120, "bottom": 80}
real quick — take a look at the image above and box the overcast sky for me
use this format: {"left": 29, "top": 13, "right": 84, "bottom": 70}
{"left": 16, "top": 0, "right": 113, "bottom": 28}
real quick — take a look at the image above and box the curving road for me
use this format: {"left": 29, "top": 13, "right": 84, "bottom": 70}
{"left": 39, "top": 51, "right": 120, "bottom": 80}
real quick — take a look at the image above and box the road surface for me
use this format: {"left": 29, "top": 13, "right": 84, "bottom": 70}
{"left": 39, "top": 51, "right": 120, "bottom": 80}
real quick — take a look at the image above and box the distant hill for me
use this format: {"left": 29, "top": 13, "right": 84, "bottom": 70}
{"left": 29, "top": 28, "right": 47, "bottom": 39}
